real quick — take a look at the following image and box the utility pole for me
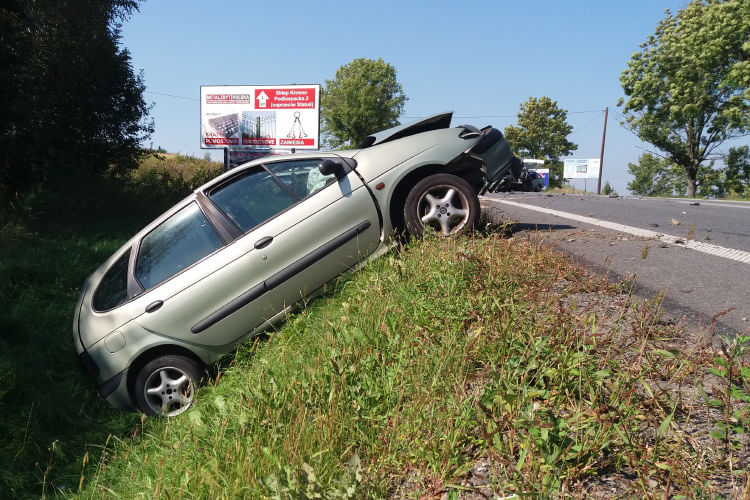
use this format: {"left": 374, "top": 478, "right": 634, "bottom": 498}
{"left": 597, "top": 107, "right": 608, "bottom": 195}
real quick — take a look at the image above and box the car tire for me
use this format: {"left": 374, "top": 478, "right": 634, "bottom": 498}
{"left": 404, "top": 174, "right": 479, "bottom": 237}
{"left": 133, "top": 354, "right": 203, "bottom": 416}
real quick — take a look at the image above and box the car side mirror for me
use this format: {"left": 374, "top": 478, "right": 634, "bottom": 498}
{"left": 319, "top": 159, "right": 347, "bottom": 180}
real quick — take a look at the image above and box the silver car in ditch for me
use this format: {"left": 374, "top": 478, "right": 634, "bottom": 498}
{"left": 73, "top": 112, "right": 522, "bottom": 416}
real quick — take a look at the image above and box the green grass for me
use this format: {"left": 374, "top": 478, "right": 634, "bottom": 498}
{"left": 0, "top": 154, "right": 221, "bottom": 499}
{"left": 1, "top": 154, "right": 747, "bottom": 498}
{"left": 68, "top": 233, "right": 740, "bottom": 498}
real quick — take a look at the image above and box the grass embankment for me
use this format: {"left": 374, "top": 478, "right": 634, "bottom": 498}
{"left": 1, "top": 153, "right": 748, "bottom": 498}
{"left": 0, "top": 154, "right": 222, "bottom": 498}
{"left": 74, "top": 234, "right": 749, "bottom": 498}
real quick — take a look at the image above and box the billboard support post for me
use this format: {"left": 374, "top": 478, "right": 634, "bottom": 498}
{"left": 223, "top": 147, "right": 230, "bottom": 172}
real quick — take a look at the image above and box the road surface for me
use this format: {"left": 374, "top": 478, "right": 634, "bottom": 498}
{"left": 481, "top": 192, "right": 750, "bottom": 338}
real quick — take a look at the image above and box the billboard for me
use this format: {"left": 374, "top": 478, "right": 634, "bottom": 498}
{"left": 228, "top": 149, "right": 283, "bottom": 169}
{"left": 200, "top": 85, "right": 321, "bottom": 150}
{"left": 563, "top": 159, "right": 601, "bottom": 179}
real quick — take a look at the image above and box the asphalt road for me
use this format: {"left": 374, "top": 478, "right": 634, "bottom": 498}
{"left": 481, "top": 192, "right": 750, "bottom": 339}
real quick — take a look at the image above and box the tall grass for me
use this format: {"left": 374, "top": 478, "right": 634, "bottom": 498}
{"left": 1, "top": 152, "right": 745, "bottom": 497}
{"left": 0, "top": 153, "right": 221, "bottom": 498}
{"left": 72, "top": 233, "right": 733, "bottom": 498}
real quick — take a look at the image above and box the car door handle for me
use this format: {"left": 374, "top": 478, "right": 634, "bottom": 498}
{"left": 254, "top": 236, "right": 273, "bottom": 249}
{"left": 145, "top": 300, "right": 163, "bottom": 313}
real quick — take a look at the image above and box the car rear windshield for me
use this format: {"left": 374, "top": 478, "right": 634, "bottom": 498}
{"left": 92, "top": 249, "right": 131, "bottom": 311}
{"left": 135, "top": 203, "right": 223, "bottom": 290}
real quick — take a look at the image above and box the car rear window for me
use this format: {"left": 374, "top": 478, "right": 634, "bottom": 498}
{"left": 93, "top": 249, "right": 131, "bottom": 311}
{"left": 135, "top": 203, "right": 223, "bottom": 290}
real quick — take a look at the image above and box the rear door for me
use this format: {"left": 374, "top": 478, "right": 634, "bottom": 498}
{"left": 134, "top": 157, "right": 381, "bottom": 347}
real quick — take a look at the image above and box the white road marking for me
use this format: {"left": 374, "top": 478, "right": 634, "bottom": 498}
{"left": 669, "top": 199, "right": 750, "bottom": 210}
{"left": 482, "top": 197, "right": 750, "bottom": 265}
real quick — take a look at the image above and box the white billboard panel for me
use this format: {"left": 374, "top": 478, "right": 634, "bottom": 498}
{"left": 563, "top": 159, "right": 601, "bottom": 179}
{"left": 200, "top": 84, "right": 321, "bottom": 150}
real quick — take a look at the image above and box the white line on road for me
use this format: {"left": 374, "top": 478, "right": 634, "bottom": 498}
{"left": 483, "top": 197, "right": 750, "bottom": 265}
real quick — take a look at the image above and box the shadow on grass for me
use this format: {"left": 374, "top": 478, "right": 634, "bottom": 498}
{"left": 0, "top": 177, "right": 185, "bottom": 498}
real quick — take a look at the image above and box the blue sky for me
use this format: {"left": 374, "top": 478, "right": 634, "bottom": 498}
{"left": 121, "top": 0, "right": 693, "bottom": 194}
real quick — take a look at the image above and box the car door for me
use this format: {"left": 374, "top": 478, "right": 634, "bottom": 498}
{"left": 134, "top": 157, "right": 381, "bottom": 348}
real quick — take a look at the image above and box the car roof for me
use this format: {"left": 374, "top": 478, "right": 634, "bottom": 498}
{"left": 359, "top": 112, "right": 453, "bottom": 148}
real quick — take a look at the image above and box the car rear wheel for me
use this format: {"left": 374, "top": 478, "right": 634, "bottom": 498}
{"left": 134, "top": 355, "right": 203, "bottom": 416}
{"left": 404, "top": 174, "right": 479, "bottom": 237}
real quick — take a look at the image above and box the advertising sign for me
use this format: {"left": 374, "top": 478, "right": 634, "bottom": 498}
{"left": 534, "top": 168, "right": 550, "bottom": 187}
{"left": 563, "top": 159, "right": 601, "bottom": 179}
{"left": 200, "top": 85, "right": 321, "bottom": 150}
{"left": 228, "top": 149, "right": 283, "bottom": 169}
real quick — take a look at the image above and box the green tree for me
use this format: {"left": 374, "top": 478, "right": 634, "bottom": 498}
{"left": 627, "top": 153, "right": 687, "bottom": 196}
{"left": 601, "top": 181, "right": 618, "bottom": 196}
{"left": 504, "top": 97, "right": 578, "bottom": 187}
{"left": 724, "top": 145, "right": 750, "bottom": 197}
{"left": 0, "top": 0, "right": 152, "bottom": 200}
{"left": 618, "top": 0, "right": 750, "bottom": 197}
{"left": 320, "top": 58, "right": 407, "bottom": 148}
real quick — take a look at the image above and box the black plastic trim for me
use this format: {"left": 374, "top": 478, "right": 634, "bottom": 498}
{"left": 98, "top": 370, "right": 125, "bottom": 398}
{"left": 191, "top": 220, "right": 371, "bottom": 334}
{"left": 196, "top": 191, "right": 241, "bottom": 241}
{"left": 79, "top": 351, "right": 100, "bottom": 379}
{"left": 265, "top": 220, "right": 371, "bottom": 290}
{"left": 191, "top": 282, "right": 267, "bottom": 334}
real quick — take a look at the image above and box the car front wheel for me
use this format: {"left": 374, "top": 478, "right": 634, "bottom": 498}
{"left": 404, "top": 174, "right": 479, "bottom": 237}
{"left": 134, "top": 354, "right": 203, "bottom": 416}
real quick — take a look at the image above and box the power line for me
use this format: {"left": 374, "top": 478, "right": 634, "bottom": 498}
{"left": 145, "top": 91, "right": 198, "bottom": 101}
{"left": 145, "top": 91, "right": 608, "bottom": 117}
{"left": 404, "top": 109, "right": 606, "bottom": 121}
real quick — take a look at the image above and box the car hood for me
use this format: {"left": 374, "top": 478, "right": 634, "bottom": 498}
{"left": 359, "top": 112, "right": 453, "bottom": 148}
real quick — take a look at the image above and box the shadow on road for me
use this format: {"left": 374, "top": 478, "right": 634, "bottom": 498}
{"left": 505, "top": 222, "right": 577, "bottom": 234}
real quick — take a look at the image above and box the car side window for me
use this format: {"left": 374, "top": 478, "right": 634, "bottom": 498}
{"left": 135, "top": 202, "right": 223, "bottom": 291}
{"left": 92, "top": 249, "right": 131, "bottom": 311}
{"left": 265, "top": 159, "right": 336, "bottom": 199}
{"left": 208, "top": 161, "right": 336, "bottom": 233}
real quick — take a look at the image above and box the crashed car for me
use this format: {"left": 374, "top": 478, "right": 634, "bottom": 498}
{"left": 73, "top": 112, "right": 522, "bottom": 416}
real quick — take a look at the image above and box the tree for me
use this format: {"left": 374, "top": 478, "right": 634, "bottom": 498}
{"left": 504, "top": 97, "right": 577, "bottom": 187}
{"left": 601, "top": 181, "right": 618, "bottom": 196}
{"left": 627, "top": 152, "right": 731, "bottom": 197}
{"left": 618, "top": 0, "right": 750, "bottom": 197}
{"left": 627, "top": 153, "right": 687, "bottom": 196}
{"left": 724, "top": 145, "right": 750, "bottom": 197}
{"left": 320, "top": 58, "right": 407, "bottom": 148}
{"left": 0, "top": 0, "right": 152, "bottom": 199}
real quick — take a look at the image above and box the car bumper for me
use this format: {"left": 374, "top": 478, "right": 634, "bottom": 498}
{"left": 99, "top": 368, "right": 134, "bottom": 410}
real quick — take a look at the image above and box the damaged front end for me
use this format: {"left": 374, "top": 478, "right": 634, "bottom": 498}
{"left": 457, "top": 125, "right": 523, "bottom": 193}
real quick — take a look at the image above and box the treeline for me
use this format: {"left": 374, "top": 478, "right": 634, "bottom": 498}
{"left": 628, "top": 146, "right": 750, "bottom": 198}
{"left": 0, "top": 0, "right": 151, "bottom": 202}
